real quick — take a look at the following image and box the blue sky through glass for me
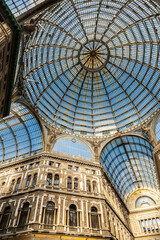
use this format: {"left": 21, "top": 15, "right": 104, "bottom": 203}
{"left": 100, "top": 135, "right": 158, "bottom": 199}
{"left": 53, "top": 137, "right": 93, "bottom": 160}
{"left": 0, "top": 103, "right": 43, "bottom": 163}
{"left": 23, "top": 0, "right": 160, "bottom": 136}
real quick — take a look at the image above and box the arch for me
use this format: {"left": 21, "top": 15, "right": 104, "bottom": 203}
{"left": 0, "top": 102, "right": 43, "bottom": 163}
{"left": 46, "top": 173, "right": 52, "bottom": 186}
{"left": 18, "top": 202, "right": 30, "bottom": 227}
{"left": 100, "top": 135, "right": 159, "bottom": 200}
{"left": 69, "top": 204, "right": 77, "bottom": 227}
{"left": 0, "top": 206, "right": 11, "bottom": 229}
{"left": 99, "top": 132, "right": 149, "bottom": 155}
{"left": 135, "top": 196, "right": 156, "bottom": 208}
{"left": 53, "top": 136, "right": 93, "bottom": 161}
{"left": 44, "top": 201, "right": 55, "bottom": 225}
{"left": 91, "top": 206, "right": 99, "bottom": 229}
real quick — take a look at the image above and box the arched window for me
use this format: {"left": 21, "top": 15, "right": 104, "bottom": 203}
{"left": 69, "top": 204, "right": 77, "bottom": 227}
{"left": 86, "top": 180, "right": 91, "bottom": 192}
{"left": 0, "top": 206, "right": 11, "bottom": 229}
{"left": 15, "top": 178, "right": 21, "bottom": 191}
{"left": 91, "top": 207, "right": 99, "bottom": 229}
{"left": 74, "top": 178, "right": 78, "bottom": 190}
{"left": 67, "top": 176, "right": 72, "bottom": 189}
{"left": 135, "top": 196, "right": 156, "bottom": 208}
{"left": 26, "top": 175, "right": 31, "bottom": 187}
{"left": 9, "top": 179, "right": 15, "bottom": 191}
{"left": 18, "top": 202, "right": 30, "bottom": 227}
{"left": 46, "top": 173, "right": 52, "bottom": 186}
{"left": 44, "top": 201, "right": 55, "bottom": 225}
{"left": 92, "top": 181, "right": 97, "bottom": 193}
{"left": 53, "top": 137, "right": 93, "bottom": 161}
{"left": 32, "top": 173, "right": 37, "bottom": 186}
{"left": 54, "top": 174, "right": 59, "bottom": 187}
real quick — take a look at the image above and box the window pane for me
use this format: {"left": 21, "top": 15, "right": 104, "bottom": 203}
{"left": 69, "top": 205, "right": 77, "bottom": 227}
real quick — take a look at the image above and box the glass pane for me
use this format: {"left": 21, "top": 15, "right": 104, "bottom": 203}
{"left": 53, "top": 138, "right": 93, "bottom": 160}
{"left": 100, "top": 136, "right": 158, "bottom": 199}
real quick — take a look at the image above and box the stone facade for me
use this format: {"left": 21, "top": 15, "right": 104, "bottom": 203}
{"left": 0, "top": 153, "right": 133, "bottom": 240}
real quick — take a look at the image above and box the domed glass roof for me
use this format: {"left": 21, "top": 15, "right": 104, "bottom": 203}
{"left": 24, "top": 0, "right": 160, "bottom": 137}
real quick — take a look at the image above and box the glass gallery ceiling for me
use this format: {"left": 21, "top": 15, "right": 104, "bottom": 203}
{"left": 1, "top": 0, "right": 160, "bottom": 200}
{"left": 22, "top": 0, "right": 160, "bottom": 137}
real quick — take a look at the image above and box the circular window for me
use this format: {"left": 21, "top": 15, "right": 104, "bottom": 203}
{"left": 79, "top": 40, "right": 110, "bottom": 72}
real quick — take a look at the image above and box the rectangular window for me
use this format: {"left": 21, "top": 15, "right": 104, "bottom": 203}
{"left": 49, "top": 161, "right": 54, "bottom": 166}
{"left": 56, "top": 163, "right": 60, "bottom": 168}
{"left": 92, "top": 170, "right": 95, "bottom": 174}
{"left": 30, "top": 163, "right": 34, "bottom": 169}
{"left": 145, "top": 219, "right": 150, "bottom": 232}
{"left": 68, "top": 165, "right": 72, "bottom": 170}
{"left": 86, "top": 169, "right": 90, "bottom": 174}
{"left": 140, "top": 220, "right": 146, "bottom": 233}
{"left": 140, "top": 218, "right": 160, "bottom": 233}
{"left": 156, "top": 218, "right": 160, "bottom": 229}
{"left": 74, "top": 166, "right": 78, "bottom": 171}
{"left": 36, "top": 162, "right": 40, "bottom": 167}
{"left": 153, "top": 218, "right": 158, "bottom": 230}
{"left": 26, "top": 175, "right": 31, "bottom": 187}
{"left": 148, "top": 219, "right": 154, "bottom": 231}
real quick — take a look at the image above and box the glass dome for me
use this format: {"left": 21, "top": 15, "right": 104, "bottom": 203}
{"left": 24, "top": 0, "right": 160, "bottom": 137}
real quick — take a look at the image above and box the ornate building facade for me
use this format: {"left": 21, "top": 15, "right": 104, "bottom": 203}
{"left": 0, "top": 0, "right": 160, "bottom": 240}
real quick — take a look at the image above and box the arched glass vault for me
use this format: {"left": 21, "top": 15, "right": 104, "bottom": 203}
{"left": 0, "top": 102, "right": 43, "bottom": 163}
{"left": 100, "top": 135, "right": 159, "bottom": 200}
{"left": 23, "top": 0, "right": 160, "bottom": 137}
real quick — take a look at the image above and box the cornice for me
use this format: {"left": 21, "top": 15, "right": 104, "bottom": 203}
{"left": 0, "top": 152, "right": 101, "bottom": 171}
{"left": 129, "top": 205, "right": 160, "bottom": 214}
